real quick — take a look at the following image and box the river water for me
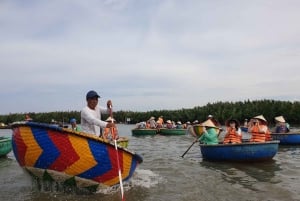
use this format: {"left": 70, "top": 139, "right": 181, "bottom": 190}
{"left": 0, "top": 124, "right": 300, "bottom": 201}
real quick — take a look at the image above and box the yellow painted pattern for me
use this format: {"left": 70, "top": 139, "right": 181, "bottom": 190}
{"left": 64, "top": 135, "right": 97, "bottom": 175}
{"left": 102, "top": 151, "right": 133, "bottom": 186}
{"left": 20, "top": 127, "right": 43, "bottom": 166}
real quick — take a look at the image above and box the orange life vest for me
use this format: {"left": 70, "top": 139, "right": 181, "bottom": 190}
{"left": 223, "top": 127, "right": 242, "bottom": 144}
{"left": 103, "top": 127, "right": 119, "bottom": 140}
{"left": 250, "top": 125, "right": 266, "bottom": 142}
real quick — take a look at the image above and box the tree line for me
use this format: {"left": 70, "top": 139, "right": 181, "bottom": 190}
{"left": 1, "top": 99, "right": 300, "bottom": 126}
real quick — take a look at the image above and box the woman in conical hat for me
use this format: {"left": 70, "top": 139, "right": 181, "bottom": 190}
{"left": 274, "top": 116, "right": 290, "bottom": 133}
{"left": 196, "top": 119, "right": 219, "bottom": 145}
{"left": 274, "top": 116, "right": 285, "bottom": 123}
{"left": 249, "top": 115, "right": 271, "bottom": 142}
{"left": 253, "top": 115, "right": 267, "bottom": 123}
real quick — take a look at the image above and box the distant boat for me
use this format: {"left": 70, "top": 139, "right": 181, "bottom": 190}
{"left": 199, "top": 141, "right": 279, "bottom": 162}
{"left": 131, "top": 128, "right": 157, "bottom": 136}
{"left": 271, "top": 132, "right": 300, "bottom": 145}
{"left": 0, "top": 137, "right": 12, "bottom": 157}
{"left": 0, "top": 123, "right": 11, "bottom": 129}
{"left": 11, "top": 121, "right": 143, "bottom": 192}
{"left": 158, "top": 128, "right": 186, "bottom": 135}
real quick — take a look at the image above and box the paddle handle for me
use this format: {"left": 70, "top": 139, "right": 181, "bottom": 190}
{"left": 181, "top": 140, "right": 197, "bottom": 158}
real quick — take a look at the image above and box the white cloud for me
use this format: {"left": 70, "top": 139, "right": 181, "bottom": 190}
{"left": 0, "top": 0, "right": 300, "bottom": 114}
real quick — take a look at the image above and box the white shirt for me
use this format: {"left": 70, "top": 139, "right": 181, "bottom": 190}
{"left": 81, "top": 106, "right": 109, "bottom": 136}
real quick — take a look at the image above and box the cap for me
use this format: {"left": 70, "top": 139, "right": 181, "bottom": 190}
{"left": 70, "top": 118, "right": 76, "bottom": 123}
{"left": 86, "top": 90, "right": 100, "bottom": 100}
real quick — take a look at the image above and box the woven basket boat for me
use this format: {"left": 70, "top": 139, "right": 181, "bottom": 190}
{"left": 11, "top": 122, "right": 142, "bottom": 191}
{"left": 0, "top": 136, "right": 12, "bottom": 157}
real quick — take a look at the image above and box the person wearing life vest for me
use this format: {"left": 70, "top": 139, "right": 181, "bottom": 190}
{"left": 249, "top": 115, "right": 272, "bottom": 142}
{"left": 223, "top": 119, "right": 242, "bottom": 144}
{"left": 274, "top": 116, "right": 290, "bottom": 133}
{"left": 70, "top": 118, "right": 82, "bottom": 132}
{"left": 196, "top": 119, "right": 219, "bottom": 145}
{"left": 102, "top": 116, "right": 119, "bottom": 141}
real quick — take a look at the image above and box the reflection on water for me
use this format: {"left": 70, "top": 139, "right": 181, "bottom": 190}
{"left": 200, "top": 159, "right": 281, "bottom": 191}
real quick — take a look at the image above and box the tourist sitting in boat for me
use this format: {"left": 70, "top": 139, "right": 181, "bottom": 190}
{"left": 102, "top": 117, "right": 119, "bottom": 140}
{"left": 147, "top": 116, "right": 157, "bottom": 129}
{"left": 176, "top": 121, "right": 183, "bottom": 129}
{"left": 136, "top": 121, "right": 146, "bottom": 129}
{"left": 196, "top": 119, "right": 219, "bottom": 145}
{"left": 156, "top": 116, "right": 164, "bottom": 128}
{"left": 166, "top": 120, "right": 173, "bottom": 129}
{"left": 223, "top": 119, "right": 242, "bottom": 144}
{"left": 186, "top": 121, "right": 196, "bottom": 136}
{"left": 274, "top": 116, "right": 290, "bottom": 133}
{"left": 70, "top": 118, "right": 82, "bottom": 132}
{"left": 248, "top": 115, "right": 272, "bottom": 142}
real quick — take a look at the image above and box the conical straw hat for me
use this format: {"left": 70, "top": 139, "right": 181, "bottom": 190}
{"left": 201, "top": 119, "right": 217, "bottom": 128}
{"left": 253, "top": 115, "right": 267, "bottom": 122}
{"left": 275, "top": 116, "right": 285, "bottom": 123}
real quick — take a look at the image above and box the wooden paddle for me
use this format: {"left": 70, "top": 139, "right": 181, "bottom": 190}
{"left": 109, "top": 104, "right": 125, "bottom": 201}
{"left": 181, "top": 140, "right": 197, "bottom": 158}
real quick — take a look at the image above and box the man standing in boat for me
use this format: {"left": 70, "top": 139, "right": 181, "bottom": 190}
{"left": 81, "top": 90, "right": 115, "bottom": 136}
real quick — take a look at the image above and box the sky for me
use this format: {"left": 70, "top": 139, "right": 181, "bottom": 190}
{"left": 1, "top": 0, "right": 300, "bottom": 114}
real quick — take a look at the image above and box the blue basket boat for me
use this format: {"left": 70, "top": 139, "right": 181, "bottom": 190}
{"left": 199, "top": 141, "right": 279, "bottom": 162}
{"left": 271, "top": 132, "right": 300, "bottom": 145}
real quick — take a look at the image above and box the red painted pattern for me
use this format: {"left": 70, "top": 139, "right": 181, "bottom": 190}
{"left": 48, "top": 131, "right": 80, "bottom": 171}
{"left": 13, "top": 128, "right": 27, "bottom": 166}
{"left": 94, "top": 145, "right": 124, "bottom": 183}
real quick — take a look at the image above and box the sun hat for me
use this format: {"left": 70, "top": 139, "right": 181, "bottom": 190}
{"left": 177, "top": 121, "right": 182, "bottom": 125}
{"left": 208, "top": 114, "right": 213, "bottom": 118}
{"left": 192, "top": 120, "right": 199, "bottom": 124}
{"left": 166, "top": 120, "right": 172, "bottom": 124}
{"left": 86, "top": 90, "right": 100, "bottom": 100}
{"left": 253, "top": 115, "right": 267, "bottom": 122}
{"left": 201, "top": 119, "right": 217, "bottom": 128}
{"left": 275, "top": 116, "right": 285, "bottom": 123}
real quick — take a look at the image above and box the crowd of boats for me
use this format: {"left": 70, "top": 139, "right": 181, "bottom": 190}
{"left": 0, "top": 113, "right": 299, "bottom": 197}
{"left": 132, "top": 114, "right": 299, "bottom": 161}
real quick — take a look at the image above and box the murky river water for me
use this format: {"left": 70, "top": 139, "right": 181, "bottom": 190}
{"left": 0, "top": 124, "right": 300, "bottom": 201}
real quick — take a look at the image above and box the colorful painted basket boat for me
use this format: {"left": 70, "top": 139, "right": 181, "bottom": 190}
{"left": 11, "top": 122, "right": 143, "bottom": 191}
{"left": 0, "top": 136, "right": 12, "bottom": 157}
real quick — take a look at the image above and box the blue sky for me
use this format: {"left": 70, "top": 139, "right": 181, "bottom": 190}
{"left": 1, "top": 0, "right": 300, "bottom": 114}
